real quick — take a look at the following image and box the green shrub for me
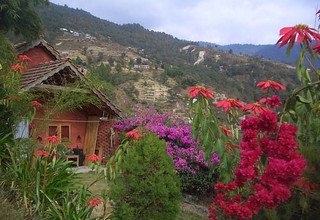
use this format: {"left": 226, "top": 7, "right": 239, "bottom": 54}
{"left": 108, "top": 133, "right": 181, "bottom": 220}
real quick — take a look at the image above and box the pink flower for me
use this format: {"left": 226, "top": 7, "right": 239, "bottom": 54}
{"left": 87, "top": 197, "right": 102, "bottom": 207}
{"left": 48, "top": 136, "right": 59, "bottom": 143}
{"left": 187, "top": 86, "right": 214, "bottom": 99}
{"left": 257, "top": 80, "right": 286, "bottom": 92}
{"left": 125, "top": 129, "right": 143, "bottom": 141}
{"left": 87, "top": 154, "right": 101, "bottom": 162}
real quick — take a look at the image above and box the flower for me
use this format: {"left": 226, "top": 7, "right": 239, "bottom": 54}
{"left": 276, "top": 24, "right": 320, "bottom": 48}
{"left": 31, "top": 101, "right": 42, "bottom": 107}
{"left": 125, "top": 129, "right": 143, "bottom": 141}
{"left": 313, "top": 43, "right": 320, "bottom": 54}
{"left": 35, "top": 150, "right": 50, "bottom": 157}
{"left": 259, "top": 95, "right": 282, "bottom": 108}
{"left": 243, "top": 102, "right": 270, "bottom": 114}
{"left": 257, "top": 80, "right": 286, "bottom": 92}
{"left": 17, "top": 55, "right": 32, "bottom": 62}
{"left": 187, "top": 86, "right": 214, "bottom": 99}
{"left": 216, "top": 98, "right": 244, "bottom": 111}
{"left": 29, "top": 123, "right": 36, "bottom": 129}
{"left": 87, "top": 154, "right": 101, "bottom": 162}
{"left": 11, "top": 64, "right": 23, "bottom": 72}
{"left": 221, "top": 127, "right": 232, "bottom": 137}
{"left": 48, "top": 135, "right": 59, "bottom": 143}
{"left": 87, "top": 197, "right": 102, "bottom": 207}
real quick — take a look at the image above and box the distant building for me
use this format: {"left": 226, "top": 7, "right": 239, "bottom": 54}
{"left": 134, "top": 64, "right": 150, "bottom": 71}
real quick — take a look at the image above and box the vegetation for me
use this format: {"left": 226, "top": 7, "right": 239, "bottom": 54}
{"left": 108, "top": 133, "right": 181, "bottom": 220}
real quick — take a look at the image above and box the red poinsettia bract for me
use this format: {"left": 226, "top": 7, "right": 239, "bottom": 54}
{"left": 243, "top": 102, "right": 270, "bottom": 115}
{"left": 313, "top": 43, "right": 320, "bottom": 54}
{"left": 187, "top": 86, "right": 214, "bottom": 99}
{"left": 256, "top": 80, "right": 286, "bottom": 92}
{"left": 87, "top": 197, "right": 102, "bottom": 207}
{"left": 276, "top": 24, "right": 320, "bottom": 48}
{"left": 125, "top": 129, "right": 143, "bottom": 141}
{"left": 31, "top": 101, "right": 42, "bottom": 107}
{"left": 35, "top": 150, "right": 50, "bottom": 157}
{"left": 48, "top": 135, "right": 59, "bottom": 143}
{"left": 18, "top": 55, "right": 32, "bottom": 63}
{"left": 87, "top": 154, "right": 101, "bottom": 163}
{"left": 216, "top": 98, "right": 244, "bottom": 111}
{"left": 11, "top": 64, "right": 23, "bottom": 72}
{"left": 209, "top": 111, "right": 306, "bottom": 219}
{"left": 259, "top": 95, "right": 282, "bottom": 108}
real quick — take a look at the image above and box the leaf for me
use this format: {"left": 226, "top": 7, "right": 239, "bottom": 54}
{"left": 296, "top": 95, "right": 312, "bottom": 104}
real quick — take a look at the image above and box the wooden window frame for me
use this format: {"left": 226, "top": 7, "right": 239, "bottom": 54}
{"left": 48, "top": 123, "right": 71, "bottom": 144}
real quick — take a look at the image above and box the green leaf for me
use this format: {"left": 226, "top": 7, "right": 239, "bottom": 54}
{"left": 296, "top": 95, "right": 312, "bottom": 104}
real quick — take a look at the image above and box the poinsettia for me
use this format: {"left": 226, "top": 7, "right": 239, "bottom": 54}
{"left": 256, "top": 80, "right": 286, "bottom": 92}
{"left": 187, "top": 85, "right": 214, "bottom": 99}
{"left": 216, "top": 98, "right": 244, "bottom": 111}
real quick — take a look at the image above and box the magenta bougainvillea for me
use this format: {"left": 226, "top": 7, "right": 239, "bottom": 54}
{"left": 209, "top": 110, "right": 306, "bottom": 220}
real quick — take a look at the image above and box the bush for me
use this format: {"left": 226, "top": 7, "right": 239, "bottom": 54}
{"left": 108, "top": 133, "right": 181, "bottom": 220}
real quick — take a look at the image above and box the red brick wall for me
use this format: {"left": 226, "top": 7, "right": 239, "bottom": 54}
{"left": 96, "top": 120, "right": 120, "bottom": 163}
{"left": 23, "top": 46, "right": 56, "bottom": 70}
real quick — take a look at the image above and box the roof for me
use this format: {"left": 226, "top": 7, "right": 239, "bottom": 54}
{"left": 21, "top": 59, "right": 121, "bottom": 117}
{"left": 15, "top": 39, "right": 61, "bottom": 59}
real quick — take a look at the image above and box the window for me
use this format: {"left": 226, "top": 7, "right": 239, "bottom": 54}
{"left": 48, "top": 124, "right": 70, "bottom": 143}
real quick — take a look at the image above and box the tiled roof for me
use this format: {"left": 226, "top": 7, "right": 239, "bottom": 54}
{"left": 21, "top": 59, "right": 121, "bottom": 117}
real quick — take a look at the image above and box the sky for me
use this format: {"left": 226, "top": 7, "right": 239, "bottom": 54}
{"left": 50, "top": 0, "right": 319, "bottom": 45}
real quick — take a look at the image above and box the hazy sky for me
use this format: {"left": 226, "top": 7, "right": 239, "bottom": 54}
{"left": 50, "top": 0, "right": 319, "bottom": 45}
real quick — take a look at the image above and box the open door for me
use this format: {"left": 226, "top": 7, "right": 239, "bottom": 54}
{"left": 83, "top": 116, "right": 100, "bottom": 165}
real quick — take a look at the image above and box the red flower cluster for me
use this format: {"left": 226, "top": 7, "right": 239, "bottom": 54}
{"left": 87, "top": 197, "right": 102, "bottom": 207}
{"left": 276, "top": 24, "right": 320, "bottom": 48}
{"left": 31, "top": 101, "right": 42, "bottom": 107}
{"left": 210, "top": 111, "right": 306, "bottom": 219}
{"left": 18, "top": 55, "right": 32, "bottom": 63}
{"left": 259, "top": 95, "right": 282, "bottom": 108}
{"left": 125, "top": 129, "right": 143, "bottom": 141}
{"left": 87, "top": 154, "right": 101, "bottom": 163}
{"left": 216, "top": 98, "right": 244, "bottom": 112}
{"left": 257, "top": 80, "right": 286, "bottom": 92}
{"left": 187, "top": 86, "right": 214, "bottom": 99}
{"left": 11, "top": 64, "right": 23, "bottom": 72}
{"left": 35, "top": 150, "right": 50, "bottom": 157}
{"left": 48, "top": 136, "right": 59, "bottom": 143}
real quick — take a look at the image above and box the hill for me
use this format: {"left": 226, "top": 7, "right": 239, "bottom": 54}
{"left": 33, "top": 3, "right": 298, "bottom": 113}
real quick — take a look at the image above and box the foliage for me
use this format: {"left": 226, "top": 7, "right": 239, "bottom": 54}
{"left": 108, "top": 133, "right": 181, "bottom": 220}
{"left": 0, "top": 0, "right": 49, "bottom": 40}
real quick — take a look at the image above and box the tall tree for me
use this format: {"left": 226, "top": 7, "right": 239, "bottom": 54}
{"left": 0, "top": 0, "right": 49, "bottom": 40}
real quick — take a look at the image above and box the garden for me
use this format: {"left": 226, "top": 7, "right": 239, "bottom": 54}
{"left": 1, "top": 2, "right": 320, "bottom": 220}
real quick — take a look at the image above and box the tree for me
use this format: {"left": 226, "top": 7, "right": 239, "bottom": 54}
{"left": 109, "top": 133, "right": 181, "bottom": 220}
{"left": 97, "top": 52, "right": 104, "bottom": 62}
{"left": 108, "top": 56, "right": 115, "bottom": 67}
{"left": 0, "top": 0, "right": 49, "bottom": 40}
{"left": 115, "top": 63, "right": 122, "bottom": 73}
{"left": 136, "top": 57, "right": 142, "bottom": 65}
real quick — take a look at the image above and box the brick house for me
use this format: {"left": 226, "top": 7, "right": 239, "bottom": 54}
{"left": 15, "top": 39, "right": 120, "bottom": 164}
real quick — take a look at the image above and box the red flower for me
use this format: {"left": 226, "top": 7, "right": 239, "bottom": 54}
{"left": 216, "top": 98, "right": 244, "bottom": 111}
{"left": 35, "top": 150, "right": 50, "bottom": 157}
{"left": 259, "top": 95, "right": 282, "bottom": 108}
{"left": 48, "top": 135, "right": 59, "bottom": 143}
{"left": 187, "top": 86, "right": 214, "bottom": 99}
{"left": 276, "top": 24, "right": 320, "bottom": 48}
{"left": 221, "top": 127, "right": 232, "bottom": 137}
{"left": 257, "top": 80, "right": 286, "bottom": 92}
{"left": 313, "top": 43, "right": 320, "bottom": 54}
{"left": 11, "top": 64, "right": 23, "bottom": 72}
{"left": 87, "top": 197, "right": 102, "bottom": 207}
{"left": 125, "top": 129, "right": 143, "bottom": 141}
{"left": 17, "top": 55, "right": 32, "bottom": 63}
{"left": 87, "top": 154, "right": 101, "bottom": 162}
{"left": 31, "top": 101, "right": 42, "bottom": 107}
{"left": 243, "top": 102, "right": 270, "bottom": 114}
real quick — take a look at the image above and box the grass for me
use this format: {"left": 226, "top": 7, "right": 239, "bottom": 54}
{"left": 77, "top": 172, "right": 207, "bottom": 220}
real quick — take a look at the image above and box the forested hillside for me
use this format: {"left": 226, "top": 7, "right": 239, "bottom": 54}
{"left": 36, "top": 3, "right": 298, "bottom": 102}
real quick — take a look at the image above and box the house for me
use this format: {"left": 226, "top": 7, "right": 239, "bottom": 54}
{"left": 15, "top": 39, "right": 121, "bottom": 164}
